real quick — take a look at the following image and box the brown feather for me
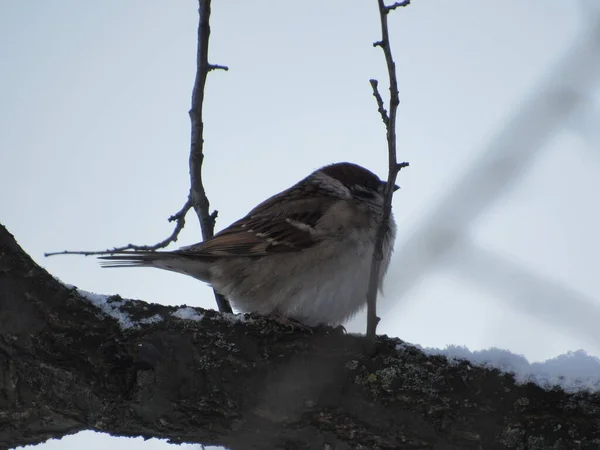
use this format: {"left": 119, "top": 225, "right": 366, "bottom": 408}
{"left": 177, "top": 196, "right": 336, "bottom": 258}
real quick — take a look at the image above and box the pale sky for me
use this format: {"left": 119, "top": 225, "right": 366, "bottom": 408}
{"left": 2, "top": 1, "right": 600, "bottom": 449}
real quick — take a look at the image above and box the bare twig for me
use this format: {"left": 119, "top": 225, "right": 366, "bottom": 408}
{"left": 208, "top": 64, "right": 229, "bottom": 72}
{"left": 189, "top": 0, "right": 232, "bottom": 313}
{"left": 48, "top": 1, "right": 232, "bottom": 314}
{"left": 386, "top": 0, "right": 411, "bottom": 11}
{"left": 369, "top": 79, "right": 389, "bottom": 125}
{"left": 44, "top": 198, "right": 193, "bottom": 257}
{"left": 365, "top": 0, "right": 410, "bottom": 346}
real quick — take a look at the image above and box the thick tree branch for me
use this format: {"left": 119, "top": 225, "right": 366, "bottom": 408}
{"left": 188, "top": 0, "right": 231, "bottom": 313}
{"left": 366, "top": 0, "right": 410, "bottom": 344}
{"left": 2, "top": 224, "right": 600, "bottom": 450}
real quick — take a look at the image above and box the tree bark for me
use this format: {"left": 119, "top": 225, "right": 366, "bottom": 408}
{"left": 1, "top": 224, "right": 599, "bottom": 450}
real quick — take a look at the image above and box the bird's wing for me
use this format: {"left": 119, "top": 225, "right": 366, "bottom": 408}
{"left": 178, "top": 196, "right": 335, "bottom": 257}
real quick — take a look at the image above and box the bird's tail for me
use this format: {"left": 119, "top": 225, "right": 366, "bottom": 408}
{"left": 98, "top": 251, "right": 211, "bottom": 281}
{"left": 98, "top": 251, "right": 173, "bottom": 268}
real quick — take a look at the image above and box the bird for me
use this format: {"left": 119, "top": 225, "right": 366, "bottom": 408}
{"left": 99, "top": 162, "right": 397, "bottom": 326}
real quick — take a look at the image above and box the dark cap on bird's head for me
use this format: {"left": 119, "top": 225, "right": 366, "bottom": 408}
{"left": 320, "top": 162, "right": 399, "bottom": 192}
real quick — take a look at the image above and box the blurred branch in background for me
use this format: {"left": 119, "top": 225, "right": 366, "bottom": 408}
{"left": 450, "top": 240, "right": 600, "bottom": 346}
{"left": 383, "top": 12, "right": 600, "bottom": 341}
{"left": 570, "top": 95, "right": 600, "bottom": 153}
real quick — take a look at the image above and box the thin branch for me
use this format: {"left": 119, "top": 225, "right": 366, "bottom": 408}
{"left": 44, "top": 198, "right": 193, "bottom": 257}
{"left": 366, "top": 0, "right": 410, "bottom": 346}
{"left": 386, "top": 0, "right": 411, "bottom": 12}
{"left": 208, "top": 64, "right": 229, "bottom": 71}
{"left": 369, "top": 79, "right": 389, "bottom": 125}
{"left": 47, "top": 2, "right": 231, "bottom": 313}
{"left": 189, "top": 0, "right": 232, "bottom": 313}
{"left": 47, "top": 1, "right": 232, "bottom": 314}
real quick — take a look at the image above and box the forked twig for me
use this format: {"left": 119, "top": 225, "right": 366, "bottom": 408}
{"left": 365, "top": 0, "right": 410, "bottom": 346}
{"left": 47, "top": 0, "right": 232, "bottom": 314}
{"left": 188, "top": 0, "right": 232, "bottom": 313}
{"left": 44, "top": 198, "right": 194, "bottom": 257}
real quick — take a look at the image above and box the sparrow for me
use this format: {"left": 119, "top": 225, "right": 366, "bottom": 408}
{"left": 99, "top": 162, "right": 397, "bottom": 326}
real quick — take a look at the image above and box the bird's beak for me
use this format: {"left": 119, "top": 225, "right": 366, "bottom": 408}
{"left": 393, "top": 184, "right": 400, "bottom": 192}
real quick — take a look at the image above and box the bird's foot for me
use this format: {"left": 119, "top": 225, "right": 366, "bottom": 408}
{"left": 271, "top": 315, "right": 315, "bottom": 333}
